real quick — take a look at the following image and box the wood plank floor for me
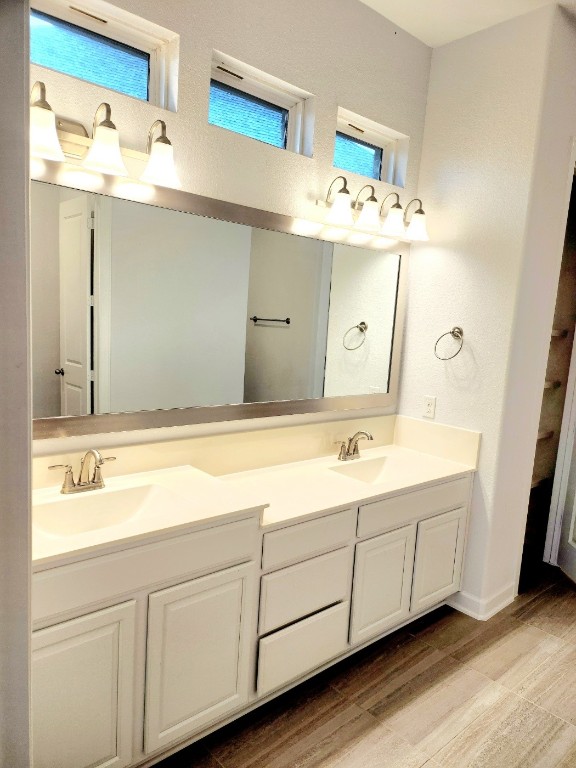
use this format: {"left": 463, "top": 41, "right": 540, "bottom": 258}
{"left": 157, "top": 566, "right": 576, "bottom": 768}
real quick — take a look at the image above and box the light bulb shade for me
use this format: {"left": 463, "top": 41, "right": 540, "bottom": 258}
{"left": 326, "top": 191, "right": 354, "bottom": 226}
{"left": 406, "top": 211, "right": 429, "bottom": 241}
{"left": 30, "top": 105, "right": 65, "bottom": 161}
{"left": 141, "top": 140, "right": 181, "bottom": 188}
{"left": 381, "top": 206, "right": 406, "bottom": 237}
{"left": 83, "top": 125, "right": 128, "bottom": 176}
{"left": 355, "top": 198, "right": 381, "bottom": 232}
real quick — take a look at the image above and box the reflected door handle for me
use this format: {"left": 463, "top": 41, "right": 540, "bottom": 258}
{"left": 54, "top": 368, "right": 64, "bottom": 376}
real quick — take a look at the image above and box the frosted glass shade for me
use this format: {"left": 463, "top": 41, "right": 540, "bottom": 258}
{"left": 406, "top": 211, "right": 429, "bottom": 241}
{"left": 30, "top": 105, "right": 65, "bottom": 161}
{"left": 381, "top": 206, "right": 406, "bottom": 237}
{"left": 355, "top": 199, "right": 381, "bottom": 232}
{"left": 141, "top": 141, "right": 182, "bottom": 188}
{"left": 326, "top": 191, "right": 354, "bottom": 226}
{"left": 83, "top": 125, "right": 128, "bottom": 176}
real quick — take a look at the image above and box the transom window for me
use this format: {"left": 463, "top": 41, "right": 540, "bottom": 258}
{"left": 334, "top": 107, "right": 409, "bottom": 187}
{"left": 29, "top": 1, "right": 179, "bottom": 110}
{"left": 209, "top": 80, "right": 288, "bottom": 149}
{"left": 334, "top": 131, "right": 383, "bottom": 181}
{"left": 209, "top": 52, "right": 314, "bottom": 157}
{"left": 31, "top": 8, "right": 150, "bottom": 101}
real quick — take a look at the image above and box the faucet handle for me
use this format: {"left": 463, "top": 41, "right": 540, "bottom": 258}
{"left": 334, "top": 441, "right": 349, "bottom": 461}
{"left": 92, "top": 456, "right": 116, "bottom": 487}
{"left": 48, "top": 464, "right": 76, "bottom": 492}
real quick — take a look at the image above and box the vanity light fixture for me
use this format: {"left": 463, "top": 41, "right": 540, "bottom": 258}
{"left": 82, "top": 103, "right": 128, "bottom": 176}
{"left": 325, "top": 176, "right": 354, "bottom": 227}
{"left": 141, "top": 119, "right": 182, "bottom": 189}
{"left": 404, "top": 198, "right": 429, "bottom": 241}
{"left": 379, "top": 192, "right": 405, "bottom": 238}
{"left": 353, "top": 185, "right": 381, "bottom": 232}
{"left": 29, "top": 81, "right": 65, "bottom": 162}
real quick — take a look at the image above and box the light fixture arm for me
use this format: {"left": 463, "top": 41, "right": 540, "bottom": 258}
{"left": 353, "top": 184, "right": 377, "bottom": 210}
{"left": 92, "top": 103, "right": 116, "bottom": 136}
{"left": 404, "top": 197, "right": 425, "bottom": 225}
{"left": 379, "top": 192, "right": 402, "bottom": 216}
{"left": 30, "top": 81, "right": 51, "bottom": 110}
{"left": 325, "top": 175, "right": 350, "bottom": 203}
{"left": 146, "top": 119, "right": 172, "bottom": 154}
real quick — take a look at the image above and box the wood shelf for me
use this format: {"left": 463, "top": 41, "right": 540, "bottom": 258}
{"left": 551, "top": 329, "right": 569, "bottom": 338}
{"left": 544, "top": 380, "right": 562, "bottom": 390}
{"left": 537, "top": 429, "right": 554, "bottom": 441}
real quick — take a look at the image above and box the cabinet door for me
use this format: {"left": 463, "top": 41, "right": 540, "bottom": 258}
{"left": 32, "top": 601, "right": 136, "bottom": 768}
{"left": 145, "top": 563, "right": 255, "bottom": 754}
{"left": 350, "top": 525, "right": 416, "bottom": 645}
{"left": 411, "top": 507, "right": 466, "bottom": 613}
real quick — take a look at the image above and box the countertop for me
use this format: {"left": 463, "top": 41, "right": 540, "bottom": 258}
{"left": 32, "top": 445, "right": 475, "bottom": 568}
{"left": 217, "top": 444, "right": 474, "bottom": 529}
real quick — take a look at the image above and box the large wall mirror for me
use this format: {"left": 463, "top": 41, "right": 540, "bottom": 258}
{"left": 31, "top": 178, "right": 406, "bottom": 439}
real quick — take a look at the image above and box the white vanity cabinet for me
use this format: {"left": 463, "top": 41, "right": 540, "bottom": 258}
{"left": 257, "top": 509, "right": 355, "bottom": 696}
{"left": 411, "top": 506, "right": 467, "bottom": 612}
{"left": 350, "top": 525, "right": 416, "bottom": 645}
{"left": 350, "top": 477, "right": 471, "bottom": 646}
{"left": 144, "top": 562, "right": 255, "bottom": 753}
{"left": 32, "top": 601, "right": 136, "bottom": 768}
{"left": 32, "top": 515, "right": 260, "bottom": 768}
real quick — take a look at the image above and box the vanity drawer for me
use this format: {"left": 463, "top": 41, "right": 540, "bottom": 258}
{"left": 262, "top": 509, "right": 356, "bottom": 570}
{"left": 33, "top": 517, "right": 258, "bottom": 623}
{"left": 257, "top": 601, "right": 350, "bottom": 696}
{"left": 357, "top": 477, "right": 471, "bottom": 539}
{"left": 259, "top": 547, "right": 352, "bottom": 635}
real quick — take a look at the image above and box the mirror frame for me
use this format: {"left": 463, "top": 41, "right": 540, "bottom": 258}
{"left": 31, "top": 166, "right": 408, "bottom": 439}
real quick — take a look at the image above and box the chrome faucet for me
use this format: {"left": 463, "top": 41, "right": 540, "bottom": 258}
{"left": 336, "top": 431, "right": 374, "bottom": 461}
{"left": 49, "top": 449, "right": 116, "bottom": 494}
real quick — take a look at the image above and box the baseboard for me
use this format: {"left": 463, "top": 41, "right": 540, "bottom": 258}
{"left": 446, "top": 582, "right": 517, "bottom": 621}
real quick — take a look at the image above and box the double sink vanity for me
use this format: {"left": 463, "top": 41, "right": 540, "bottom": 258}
{"left": 31, "top": 419, "right": 478, "bottom": 768}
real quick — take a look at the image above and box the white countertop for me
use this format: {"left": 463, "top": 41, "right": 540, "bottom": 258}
{"left": 216, "top": 444, "right": 474, "bottom": 528}
{"left": 32, "top": 445, "right": 474, "bottom": 567}
{"left": 32, "top": 465, "right": 267, "bottom": 567}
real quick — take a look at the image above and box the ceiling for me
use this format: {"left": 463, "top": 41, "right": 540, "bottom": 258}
{"left": 358, "top": 0, "right": 574, "bottom": 47}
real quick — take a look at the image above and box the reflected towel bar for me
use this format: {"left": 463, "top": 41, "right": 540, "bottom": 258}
{"left": 250, "top": 316, "right": 291, "bottom": 325}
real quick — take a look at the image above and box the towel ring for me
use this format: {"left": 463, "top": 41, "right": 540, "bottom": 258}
{"left": 434, "top": 327, "right": 464, "bottom": 360}
{"left": 343, "top": 321, "right": 368, "bottom": 351}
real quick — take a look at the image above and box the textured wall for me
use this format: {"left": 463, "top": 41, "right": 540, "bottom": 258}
{"left": 0, "top": 1, "right": 31, "bottom": 764}
{"left": 30, "top": 0, "right": 431, "bottom": 222}
{"left": 398, "top": 6, "right": 576, "bottom": 614}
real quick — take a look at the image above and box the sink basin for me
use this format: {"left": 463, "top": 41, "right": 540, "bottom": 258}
{"left": 34, "top": 484, "right": 179, "bottom": 537}
{"left": 329, "top": 457, "right": 390, "bottom": 485}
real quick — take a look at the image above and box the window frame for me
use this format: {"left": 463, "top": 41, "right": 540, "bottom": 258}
{"left": 30, "top": 0, "right": 179, "bottom": 110}
{"left": 210, "top": 53, "right": 312, "bottom": 156}
{"left": 335, "top": 108, "right": 409, "bottom": 187}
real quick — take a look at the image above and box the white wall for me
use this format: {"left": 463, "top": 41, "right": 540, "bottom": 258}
{"left": 398, "top": 6, "right": 576, "bottom": 616}
{"left": 30, "top": 182, "right": 61, "bottom": 418}
{"left": 324, "top": 245, "right": 400, "bottom": 396}
{"left": 108, "top": 200, "right": 251, "bottom": 411}
{"left": 245, "top": 229, "right": 329, "bottom": 402}
{"left": 0, "top": 1, "right": 31, "bottom": 764}
{"left": 31, "top": 0, "right": 431, "bottom": 221}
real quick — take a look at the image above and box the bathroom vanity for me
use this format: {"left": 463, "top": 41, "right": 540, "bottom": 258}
{"left": 31, "top": 439, "right": 475, "bottom": 768}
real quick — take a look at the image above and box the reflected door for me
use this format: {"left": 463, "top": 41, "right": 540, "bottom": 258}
{"left": 58, "top": 196, "right": 92, "bottom": 416}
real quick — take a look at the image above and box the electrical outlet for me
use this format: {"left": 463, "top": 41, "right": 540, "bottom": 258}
{"left": 423, "top": 396, "right": 436, "bottom": 419}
